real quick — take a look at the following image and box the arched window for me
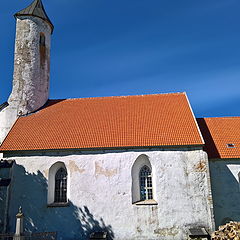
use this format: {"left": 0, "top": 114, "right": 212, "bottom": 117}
{"left": 54, "top": 167, "right": 67, "bottom": 203}
{"left": 139, "top": 165, "right": 153, "bottom": 200}
{"left": 48, "top": 162, "right": 68, "bottom": 205}
{"left": 131, "top": 154, "right": 156, "bottom": 204}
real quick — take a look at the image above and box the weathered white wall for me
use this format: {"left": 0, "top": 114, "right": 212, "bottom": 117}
{"left": 209, "top": 159, "right": 240, "bottom": 228}
{"left": 4, "top": 148, "right": 213, "bottom": 240}
{"left": 0, "top": 106, "right": 18, "bottom": 144}
{"left": 8, "top": 16, "right": 51, "bottom": 115}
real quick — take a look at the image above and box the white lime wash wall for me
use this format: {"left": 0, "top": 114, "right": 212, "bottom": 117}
{"left": 209, "top": 159, "right": 240, "bottom": 228}
{"left": 3, "top": 147, "right": 214, "bottom": 240}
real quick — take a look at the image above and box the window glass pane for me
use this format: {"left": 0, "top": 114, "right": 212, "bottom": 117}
{"left": 54, "top": 167, "right": 67, "bottom": 203}
{"left": 147, "top": 189, "right": 153, "bottom": 199}
{"left": 139, "top": 165, "right": 153, "bottom": 200}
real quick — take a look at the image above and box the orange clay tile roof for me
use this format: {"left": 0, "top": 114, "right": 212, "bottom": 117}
{"left": 197, "top": 117, "right": 240, "bottom": 159}
{"left": 0, "top": 93, "right": 204, "bottom": 151}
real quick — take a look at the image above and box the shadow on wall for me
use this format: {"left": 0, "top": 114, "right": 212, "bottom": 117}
{"left": 8, "top": 163, "right": 114, "bottom": 240}
{"left": 209, "top": 160, "right": 240, "bottom": 228}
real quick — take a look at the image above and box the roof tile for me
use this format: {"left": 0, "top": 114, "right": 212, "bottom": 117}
{"left": 0, "top": 93, "right": 203, "bottom": 151}
{"left": 197, "top": 117, "right": 240, "bottom": 159}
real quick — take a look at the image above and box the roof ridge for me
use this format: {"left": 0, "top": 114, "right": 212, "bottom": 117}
{"left": 203, "top": 116, "right": 240, "bottom": 119}
{"left": 49, "top": 92, "right": 185, "bottom": 102}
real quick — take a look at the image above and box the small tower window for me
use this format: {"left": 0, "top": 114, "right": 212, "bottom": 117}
{"left": 39, "top": 33, "right": 46, "bottom": 67}
{"left": 139, "top": 165, "right": 153, "bottom": 200}
{"left": 39, "top": 33, "right": 45, "bottom": 47}
{"left": 54, "top": 167, "right": 67, "bottom": 203}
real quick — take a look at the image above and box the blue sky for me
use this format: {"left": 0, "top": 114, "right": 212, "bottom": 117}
{"left": 0, "top": 0, "right": 240, "bottom": 117}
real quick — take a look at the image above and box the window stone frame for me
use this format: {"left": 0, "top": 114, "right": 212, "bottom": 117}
{"left": 47, "top": 161, "right": 69, "bottom": 207}
{"left": 131, "top": 154, "right": 157, "bottom": 205}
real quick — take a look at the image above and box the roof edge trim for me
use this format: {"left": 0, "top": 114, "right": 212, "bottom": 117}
{"left": 0, "top": 144, "right": 204, "bottom": 153}
{"left": 184, "top": 92, "right": 205, "bottom": 145}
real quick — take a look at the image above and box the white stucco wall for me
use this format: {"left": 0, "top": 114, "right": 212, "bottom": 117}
{"left": 8, "top": 16, "right": 51, "bottom": 115}
{"left": 0, "top": 106, "right": 18, "bottom": 144}
{"left": 4, "top": 148, "right": 213, "bottom": 240}
{"left": 209, "top": 159, "right": 240, "bottom": 228}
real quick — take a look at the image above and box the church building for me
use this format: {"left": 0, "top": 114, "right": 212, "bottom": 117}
{"left": 0, "top": 1, "right": 239, "bottom": 240}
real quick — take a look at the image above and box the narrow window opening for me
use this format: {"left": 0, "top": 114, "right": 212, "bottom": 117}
{"left": 39, "top": 33, "right": 46, "bottom": 67}
{"left": 39, "top": 33, "right": 45, "bottom": 46}
{"left": 227, "top": 143, "right": 235, "bottom": 148}
{"left": 54, "top": 167, "right": 67, "bottom": 203}
{"left": 139, "top": 165, "right": 153, "bottom": 200}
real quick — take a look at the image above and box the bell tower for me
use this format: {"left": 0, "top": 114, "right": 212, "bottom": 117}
{"left": 0, "top": 0, "right": 54, "bottom": 144}
{"left": 8, "top": 0, "right": 54, "bottom": 115}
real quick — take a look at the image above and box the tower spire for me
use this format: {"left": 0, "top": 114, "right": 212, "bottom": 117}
{"left": 15, "top": 0, "right": 54, "bottom": 33}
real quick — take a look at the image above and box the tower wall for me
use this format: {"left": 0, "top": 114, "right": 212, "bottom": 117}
{"left": 0, "top": 15, "right": 52, "bottom": 144}
{"left": 8, "top": 16, "right": 51, "bottom": 115}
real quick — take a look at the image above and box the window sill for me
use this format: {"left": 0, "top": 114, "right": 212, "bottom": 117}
{"left": 47, "top": 202, "right": 69, "bottom": 208}
{"left": 133, "top": 199, "right": 158, "bottom": 206}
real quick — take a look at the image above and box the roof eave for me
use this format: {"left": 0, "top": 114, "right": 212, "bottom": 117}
{"left": 14, "top": 13, "right": 54, "bottom": 34}
{"left": 0, "top": 144, "right": 205, "bottom": 154}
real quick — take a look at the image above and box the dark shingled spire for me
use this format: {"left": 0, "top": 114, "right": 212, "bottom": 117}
{"left": 15, "top": 0, "right": 54, "bottom": 33}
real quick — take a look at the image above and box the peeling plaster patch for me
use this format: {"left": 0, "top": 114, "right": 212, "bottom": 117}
{"left": 149, "top": 206, "right": 158, "bottom": 225}
{"left": 69, "top": 160, "right": 85, "bottom": 174}
{"left": 195, "top": 160, "right": 206, "bottom": 172}
{"left": 95, "top": 162, "right": 117, "bottom": 177}
{"left": 154, "top": 227, "right": 179, "bottom": 236}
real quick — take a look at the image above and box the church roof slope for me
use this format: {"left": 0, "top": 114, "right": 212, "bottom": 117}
{"left": 197, "top": 117, "right": 240, "bottom": 159}
{"left": 0, "top": 93, "right": 204, "bottom": 151}
{"left": 15, "top": 0, "right": 54, "bottom": 33}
